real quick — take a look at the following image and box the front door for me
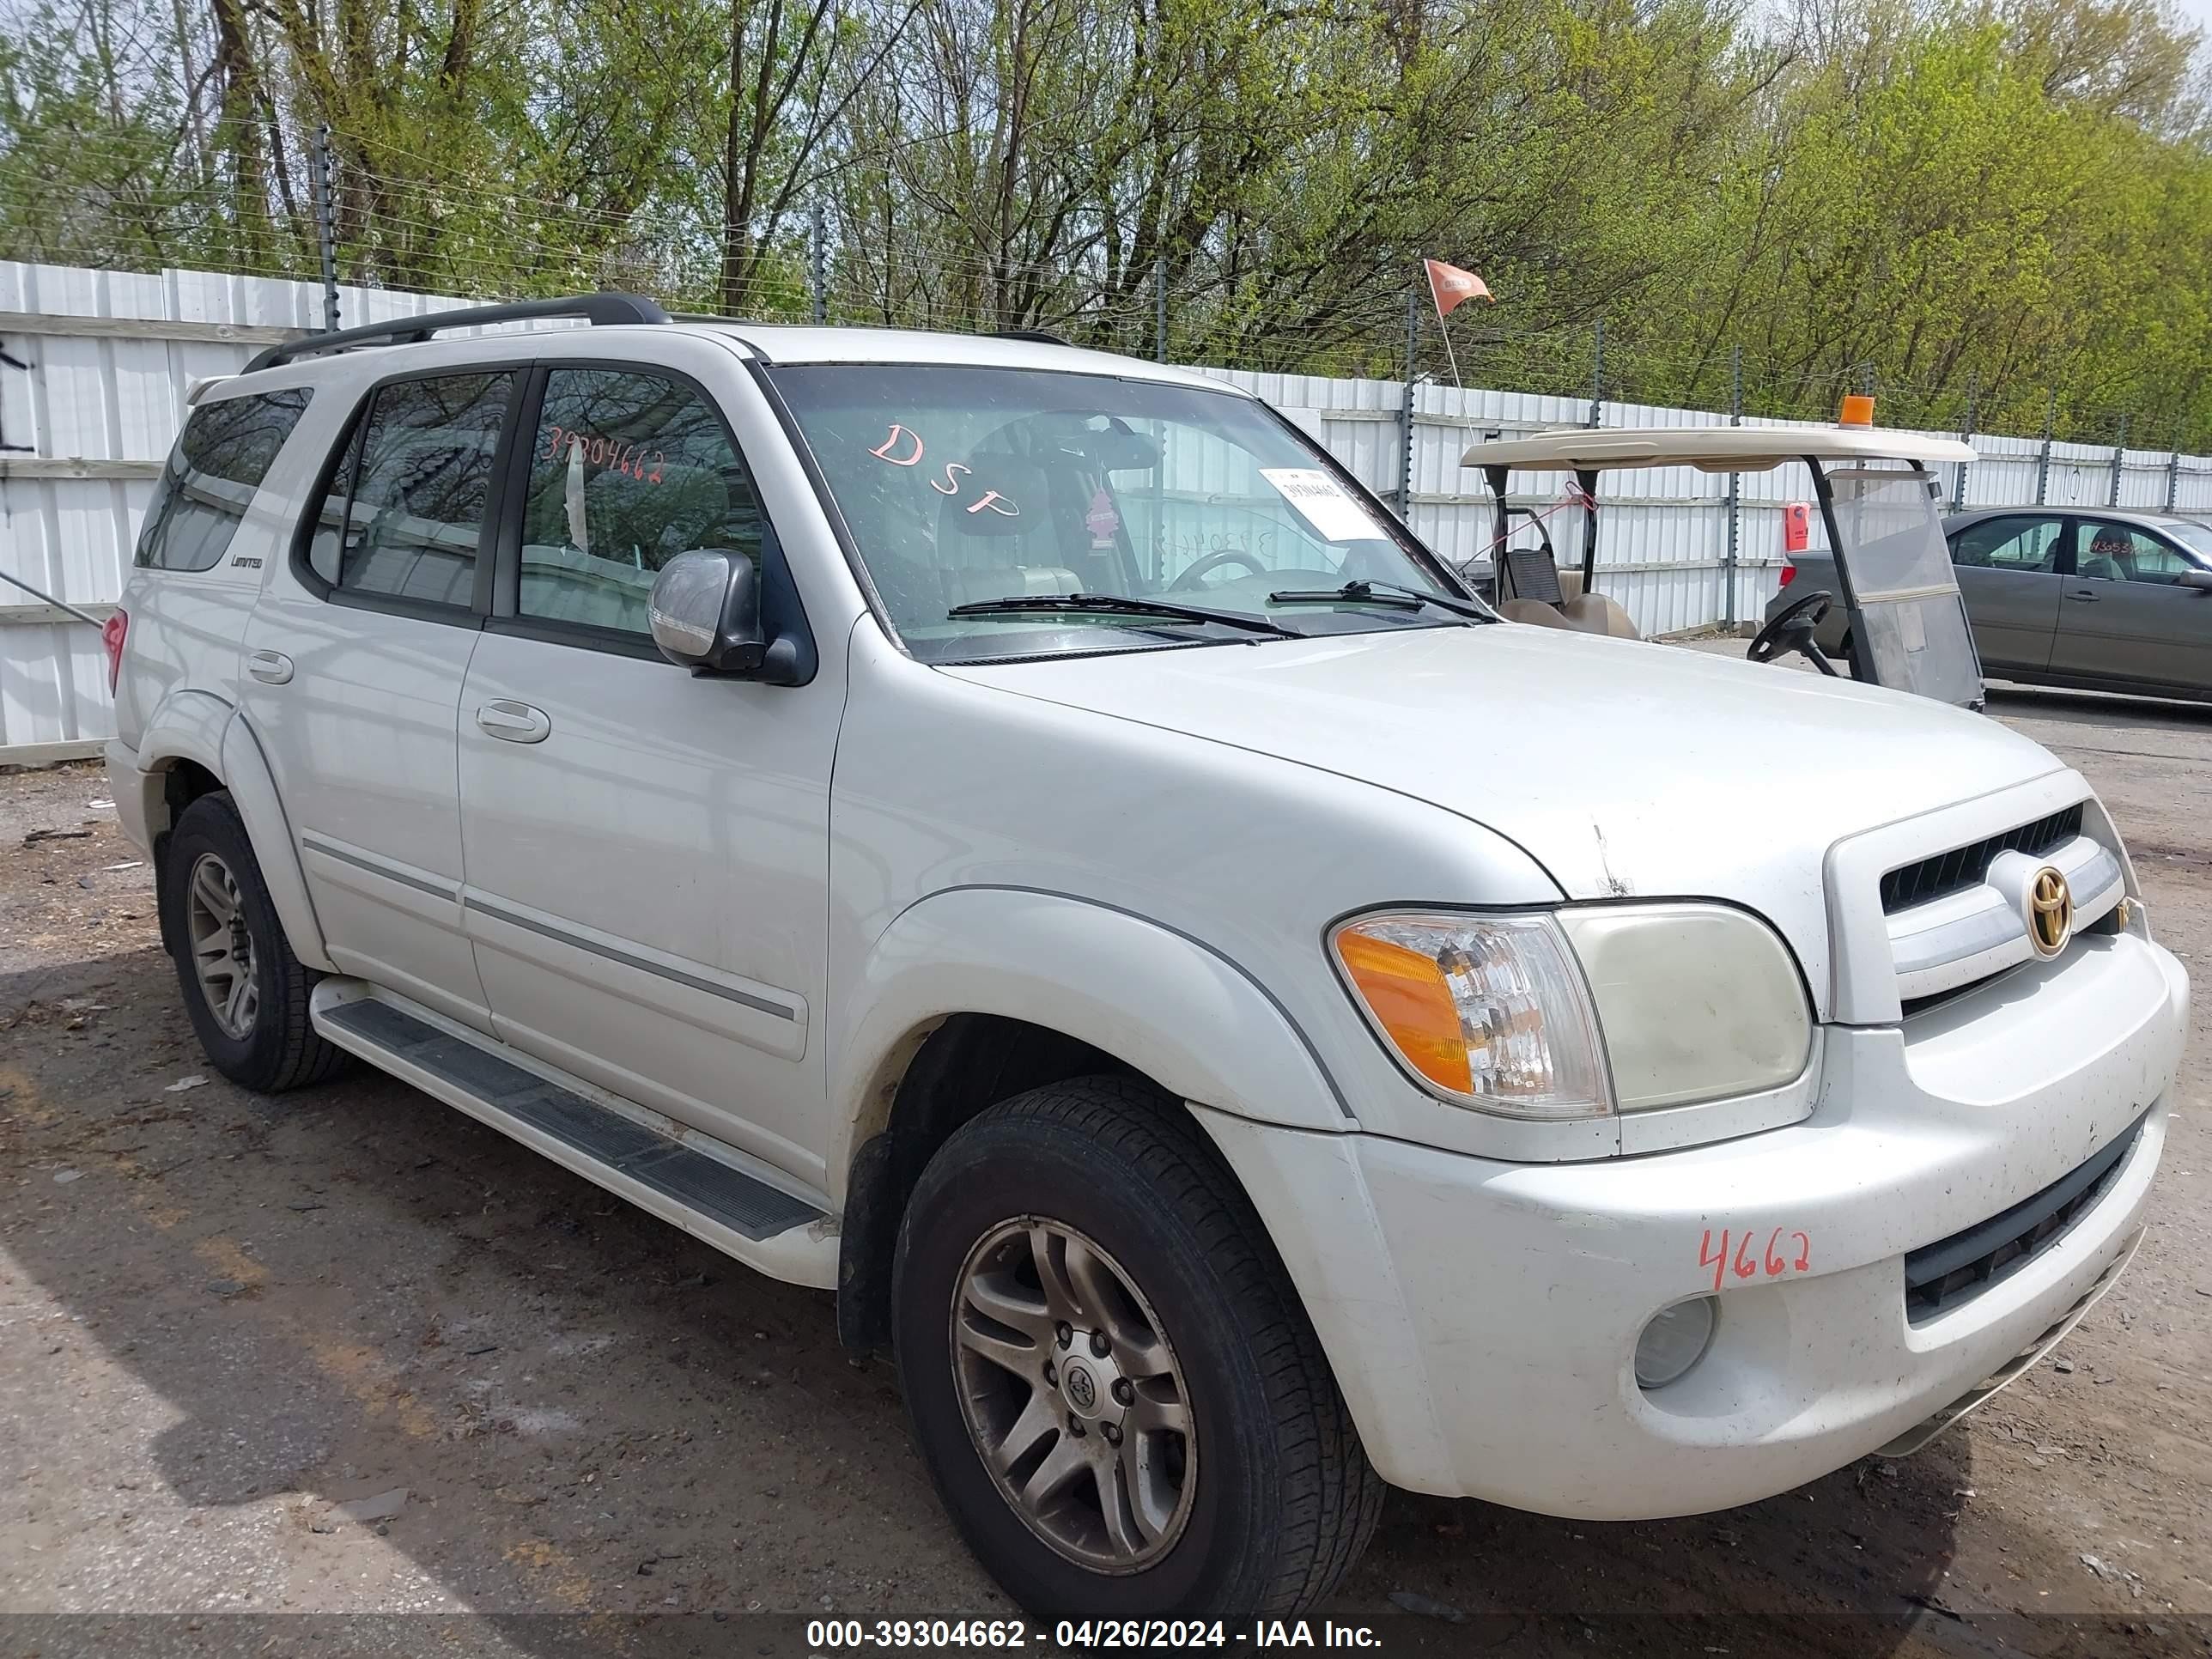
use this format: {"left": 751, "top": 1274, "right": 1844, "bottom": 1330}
{"left": 241, "top": 368, "right": 517, "bottom": 1030}
{"left": 454, "top": 359, "right": 841, "bottom": 1188}
{"left": 1946, "top": 513, "right": 2063, "bottom": 673}
{"left": 2052, "top": 518, "right": 2212, "bottom": 690}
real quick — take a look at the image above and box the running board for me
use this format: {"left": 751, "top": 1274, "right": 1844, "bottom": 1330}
{"left": 310, "top": 982, "right": 836, "bottom": 1290}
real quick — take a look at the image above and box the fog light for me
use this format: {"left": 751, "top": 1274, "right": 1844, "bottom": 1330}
{"left": 1635, "top": 1297, "right": 1717, "bottom": 1389}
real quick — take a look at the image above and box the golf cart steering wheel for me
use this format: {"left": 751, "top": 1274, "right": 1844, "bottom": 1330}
{"left": 1169, "top": 549, "right": 1270, "bottom": 591}
{"left": 1748, "top": 590, "right": 1839, "bottom": 676}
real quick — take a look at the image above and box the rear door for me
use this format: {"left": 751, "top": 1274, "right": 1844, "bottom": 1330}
{"left": 240, "top": 367, "right": 520, "bottom": 1031}
{"left": 453, "top": 346, "right": 840, "bottom": 1187}
{"left": 1945, "top": 513, "right": 2064, "bottom": 672}
{"left": 2051, "top": 518, "right": 2212, "bottom": 690}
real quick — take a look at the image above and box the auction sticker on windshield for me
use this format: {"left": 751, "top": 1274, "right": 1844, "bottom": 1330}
{"left": 1260, "top": 467, "right": 1390, "bottom": 542}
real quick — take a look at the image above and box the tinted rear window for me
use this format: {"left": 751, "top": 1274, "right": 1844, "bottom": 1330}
{"left": 135, "top": 388, "right": 313, "bottom": 571}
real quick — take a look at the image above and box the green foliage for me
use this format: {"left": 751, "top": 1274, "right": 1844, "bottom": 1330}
{"left": 0, "top": 0, "right": 2206, "bottom": 446}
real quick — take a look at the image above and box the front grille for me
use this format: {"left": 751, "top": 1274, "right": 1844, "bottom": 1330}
{"left": 1903, "top": 1113, "right": 2145, "bottom": 1323}
{"left": 1880, "top": 804, "right": 2082, "bottom": 914}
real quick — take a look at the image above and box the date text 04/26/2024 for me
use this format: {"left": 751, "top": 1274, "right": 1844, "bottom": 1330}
{"left": 805, "top": 1619, "right": 1382, "bottom": 1650}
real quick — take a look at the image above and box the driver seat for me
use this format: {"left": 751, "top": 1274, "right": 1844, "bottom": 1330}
{"left": 1495, "top": 546, "right": 1640, "bottom": 639}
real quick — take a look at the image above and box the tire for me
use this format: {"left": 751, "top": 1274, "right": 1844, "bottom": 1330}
{"left": 893, "top": 1076, "right": 1384, "bottom": 1620}
{"left": 161, "top": 792, "right": 345, "bottom": 1093}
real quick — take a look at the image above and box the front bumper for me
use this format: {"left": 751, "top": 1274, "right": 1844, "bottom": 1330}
{"left": 1200, "top": 928, "right": 2186, "bottom": 1519}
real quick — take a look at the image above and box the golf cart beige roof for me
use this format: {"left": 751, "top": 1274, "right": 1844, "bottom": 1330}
{"left": 1462, "top": 424, "right": 1975, "bottom": 473}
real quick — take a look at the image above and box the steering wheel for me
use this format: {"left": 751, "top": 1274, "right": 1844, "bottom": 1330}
{"left": 1747, "top": 589, "right": 1838, "bottom": 675}
{"left": 1168, "top": 549, "right": 1271, "bottom": 591}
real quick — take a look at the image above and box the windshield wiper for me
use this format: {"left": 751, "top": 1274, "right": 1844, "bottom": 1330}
{"left": 1266, "top": 579, "right": 1488, "bottom": 620}
{"left": 948, "top": 592, "right": 1305, "bottom": 640}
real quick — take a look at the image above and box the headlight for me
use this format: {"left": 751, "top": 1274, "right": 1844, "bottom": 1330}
{"left": 1330, "top": 913, "right": 1609, "bottom": 1117}
{"left": 1559, "top": 904, "right": 1811, "bottom": 1111}
{"left": 1331, "top": 905, "right": 1810, "bottom": 1120}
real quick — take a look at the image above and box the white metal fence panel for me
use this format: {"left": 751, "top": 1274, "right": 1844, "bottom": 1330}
{"left": 0, "top": 262, "right": 534, "bottom": 758}
{"left": 6, "top": 259, "right": 2212, "bottom": 760}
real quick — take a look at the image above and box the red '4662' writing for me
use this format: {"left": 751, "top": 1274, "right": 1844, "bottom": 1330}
{"left": 1698, "top": 1226, "right": 1811, "bottom": 1292}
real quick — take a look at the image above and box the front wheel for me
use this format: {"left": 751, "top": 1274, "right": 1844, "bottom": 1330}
{"left": 893, "top": 1077, "right": 1383, "bottom": 1620}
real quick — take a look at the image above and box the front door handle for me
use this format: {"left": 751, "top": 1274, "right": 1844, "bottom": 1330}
{"left": 475, "top": 700, "right": 552, "bottom": 744}
{"left": 2065, "top": 589, "right": 2100, "bottom": 603}
{"left": 246, "top": 649, "right": 293, "bottom": 684}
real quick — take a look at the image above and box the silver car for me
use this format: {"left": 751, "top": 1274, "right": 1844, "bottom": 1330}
{"left": 1771, "top": 507, "right": 2212, "bottom": 701}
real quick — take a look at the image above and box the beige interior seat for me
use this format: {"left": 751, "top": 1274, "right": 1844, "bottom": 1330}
{"left": 1497, "top": 545, "right": 1640, "bottom": 640}
{"left": 1495, "top": 598, "right": 1573, "bottom": 628}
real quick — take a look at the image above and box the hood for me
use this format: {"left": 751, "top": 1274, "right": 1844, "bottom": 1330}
{"left": 945, "top": 624, "right": 2068, "bottom": 1003}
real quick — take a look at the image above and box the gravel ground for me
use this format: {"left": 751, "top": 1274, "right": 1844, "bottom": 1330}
{"left": 3, "top": 665, "right": 2209, "bottom": 1658}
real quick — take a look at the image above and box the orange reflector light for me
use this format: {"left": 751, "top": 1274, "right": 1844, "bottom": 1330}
{"left": 1333, "top": 929, "right": 1473, "bottom": 1096}
{"left": 1838, "top": 394, "right": 1875, "bottom": 428}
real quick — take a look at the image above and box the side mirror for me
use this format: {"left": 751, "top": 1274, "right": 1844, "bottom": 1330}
{"left": 2180, "top": 568, "right": 2212, "bottom": 593}
{"left": 648, "top": 550, "right": 766, "bottom": 675}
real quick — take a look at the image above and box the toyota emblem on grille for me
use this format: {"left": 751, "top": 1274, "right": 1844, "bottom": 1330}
{"left": 2027, "top": 866, "right": 2073, "bottom": 958}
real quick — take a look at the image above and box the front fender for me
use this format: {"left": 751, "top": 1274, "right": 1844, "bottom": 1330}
{"left": 833, "top": 885, "right": 1353, "bottom": 1178}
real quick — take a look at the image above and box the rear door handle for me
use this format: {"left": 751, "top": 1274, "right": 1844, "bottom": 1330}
{"left": 2065, "top": 589, "right": 2100, "bottom": 602}
{"left": 246, "top": 649, "right": 293, "bottom": 684}
{"left": 475, "top": 700, "right": 551, "bottom": 743}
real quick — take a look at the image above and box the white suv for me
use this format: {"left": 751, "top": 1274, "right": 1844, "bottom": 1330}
{"left": 106, "top": 295, "right": 2188, "bottom": 1620}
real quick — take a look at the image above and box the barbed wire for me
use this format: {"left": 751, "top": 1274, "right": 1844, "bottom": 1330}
{"left": 0, "top": 149, "right": 2189, "bottom": 455}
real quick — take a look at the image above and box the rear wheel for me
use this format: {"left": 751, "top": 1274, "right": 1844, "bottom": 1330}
{"left": 161, "top": 792, "right": 344, "bottom": 1092}
{"left": 893, "top": 1076, "right": 1383, "bottom": 1620}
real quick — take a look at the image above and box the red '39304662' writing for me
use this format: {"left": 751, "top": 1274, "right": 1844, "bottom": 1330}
{"left": 1698, "top": 1226, "right": 1812, "bottom": 1292}
{"left": 545, "top": 425, "right": 665, "bottom": 483}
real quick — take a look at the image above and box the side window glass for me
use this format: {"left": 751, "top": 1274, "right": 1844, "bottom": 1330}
{"left": 135, "top": 389, "right": 312, "bottom": 571}
{"left": 1950, "top": 517, "right": 2057, "bottom": 573}
{"left": 518, "top": 368, "right": 763, "bottom": 635}
{"left": 2076, "top": 520, "right": 2187, "bottom": 585}
{"left": 305, "top": 372, "right": 511, "bottom": 606}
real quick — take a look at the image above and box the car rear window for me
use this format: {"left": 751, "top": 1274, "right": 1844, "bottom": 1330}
{"left": 134, "top": 388, "right": 313, "bottom": 571}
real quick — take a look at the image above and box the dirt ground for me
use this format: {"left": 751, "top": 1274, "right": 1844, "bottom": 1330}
{"left": 3, "top": 668, "right": 2209, "bottom": 1658}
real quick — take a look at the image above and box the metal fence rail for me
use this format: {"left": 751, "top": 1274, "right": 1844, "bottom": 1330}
{"left": 5, "top": 258, "right": 2211, "bottom": 762}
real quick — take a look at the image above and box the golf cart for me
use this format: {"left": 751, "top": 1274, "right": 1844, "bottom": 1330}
{"left": 1462, "top": 420, "right": 1984, "bottom": 708}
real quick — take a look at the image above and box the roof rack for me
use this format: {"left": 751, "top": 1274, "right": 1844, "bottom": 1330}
{"left": 241, "top": 292, "right": 672, "bottom": 374}
{"left": 994, "top": 328, "right": 1070, "bottom": 346}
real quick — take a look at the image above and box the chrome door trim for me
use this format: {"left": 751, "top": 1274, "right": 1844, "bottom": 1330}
{"left": 462, "top": 892, "right": 799, "bottom": 1021}
{"left": 299, "top": 831, "right": 461, "bottom": 901}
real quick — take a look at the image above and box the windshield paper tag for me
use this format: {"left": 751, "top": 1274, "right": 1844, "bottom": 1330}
{"left": 1260, "top": 468, "right": 1388, "bottom": 543}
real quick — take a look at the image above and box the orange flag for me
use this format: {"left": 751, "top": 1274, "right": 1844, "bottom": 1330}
{"left": 1425, "top": 258, "right": 1493, "bottom": 316}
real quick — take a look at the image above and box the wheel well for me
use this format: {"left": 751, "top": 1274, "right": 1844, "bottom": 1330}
{"left": 836, "top": 1014, "right": 1152, "bottom": 1355}
{"left": 161, "top": 758, "right": 224, "bottom": 825}
{"left": 152, "top": 759, "right": 225, "bottom": 956}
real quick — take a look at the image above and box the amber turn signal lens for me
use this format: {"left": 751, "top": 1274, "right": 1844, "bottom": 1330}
{"left": 1333, "top": 929, "right": 1474, "bottom": 1096}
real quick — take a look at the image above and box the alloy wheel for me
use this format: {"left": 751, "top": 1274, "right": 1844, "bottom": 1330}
{"left": 185, "top": 852, "right": 259, "bottom": 1040}
{"left": 950, "top": 1217, "right": 1197, "bottom": 1573}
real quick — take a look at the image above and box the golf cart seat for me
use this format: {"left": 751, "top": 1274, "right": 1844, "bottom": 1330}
{"left": 1496, "top": 546, "right": 1640, "bottom": 639}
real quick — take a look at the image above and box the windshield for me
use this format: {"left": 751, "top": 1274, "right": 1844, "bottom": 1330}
{"left": 765, "top": 365, "right": 1473, "bottom": 661}
{"left": 1822, "top": 462, "right": 1984, "bottom": 708}
{"left": 2170, "top": 521, "right": 2212, "bottom": 561}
